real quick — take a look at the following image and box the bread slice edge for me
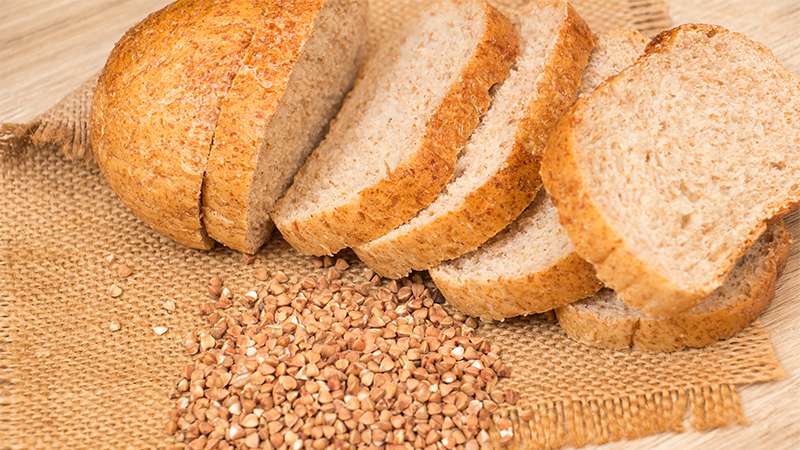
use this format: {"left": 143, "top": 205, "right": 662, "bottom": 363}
{"left": 541, "top": 23, "right": 798, "bottom": 316}
{"left": 557, "top": 221, "right": 791, "bottom": 352}
{"left": 203, "top": 0, "right": 367, "bottom": 254}
{"left": 274, "top": 1, "right": 520, "bottom": 256}
{"left": 354, "top": 1, "right": 595, "bottom": 278}
{"left": 431, "top": 246, "right": 601, "bottom": 321}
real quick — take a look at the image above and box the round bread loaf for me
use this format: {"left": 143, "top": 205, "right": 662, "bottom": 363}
{"left": 91, "top": 0, "right": 367, "bottom": 251}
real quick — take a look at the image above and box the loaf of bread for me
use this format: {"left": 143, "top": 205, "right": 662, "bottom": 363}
{"left": 558, "top": 222, "right": 791, "bottom": 352}
{"left": 353, "top": 0, "right": 594, "bottom": 279}
{"left": 272, "top": 0, "right": 519, "bottom": 256}
{"left": 431, "top": 29, "right": 648, "bottom": 320}
{"left": 91, "top": 0, "right": 367, "bottom": 251}
{"left": 541, "top": 24, "right": 800, "bottom": 317}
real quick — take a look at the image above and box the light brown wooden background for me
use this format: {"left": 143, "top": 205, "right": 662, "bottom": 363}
{"left": 1, "top": 1, "right": 798, "bottom": 448}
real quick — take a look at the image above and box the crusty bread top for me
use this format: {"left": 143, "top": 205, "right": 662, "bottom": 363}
{"left": 92, "top": 0, "right": 368, "bottom": 252}
{"left": 92, "top": 0, "right": 266, "bottom": 249}
{"left": 542, "top": 24, "right": 800, "bottom": 315}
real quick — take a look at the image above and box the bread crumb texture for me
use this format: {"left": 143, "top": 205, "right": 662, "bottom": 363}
{"left": 542, "top": 24, "right": 800, "bottom": 317}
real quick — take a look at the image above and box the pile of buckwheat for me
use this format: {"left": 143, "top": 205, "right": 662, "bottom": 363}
{"left": 168, "top": 257, "right": 518, "bottom": 449}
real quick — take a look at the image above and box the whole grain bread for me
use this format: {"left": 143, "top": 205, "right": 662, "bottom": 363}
{"left": 92, "top": 0, "right": 366, "bottom": 251}
{"left": 558, "top": 222, "right": 791, "bottom": 352}
{"left": 541, "top": 24, "right": 800, "bottom": 317}
{"left": 431, "top": 192, "right": 602, "bottom": 320}
{"left": 203, "top": 0, "right": 367, "bottom": 254}
{"left": 430, "top": 30, "right": 647, "bottom": 321}
{"left": 353, "top": 0, "right": 594, "bottom": 279}
{"left": 92, "top": 0, "right": 262, "bottom": 249}
{"left": 272, "top": 0, "right": 519, "bottom": 256}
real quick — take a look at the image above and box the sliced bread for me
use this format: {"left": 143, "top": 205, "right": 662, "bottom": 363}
{"left": 431, "top": 191, "right": 602, "bottom": 320}
{"left": 272, "top": 0, "right": 519, "bottom": 256}
{"left": 203, "top": 0, "right": 368, "bottom": 254}
{"left": 557, "top": 222, "right": 791, "bottom": 352}
{"left": 92, "top": 0, "right": 367, "bottom": 251}
{"left": 430, "top": 29, "right": 648, "bottom": 320}
{"left": 541, "top": 24, "right": 800, "bottom": 316}
{"left": 353, "top": 0, "right": 594, "bottom": 279}
{"left": 92, "top": 1, "right": 264, "bottom": 249}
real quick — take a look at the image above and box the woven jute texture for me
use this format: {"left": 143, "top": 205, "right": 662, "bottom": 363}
{"left": 0, "top": 0, "right": 786, "bottom": 449}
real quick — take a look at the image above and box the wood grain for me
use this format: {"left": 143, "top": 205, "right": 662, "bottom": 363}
{"left": 1, "top": 1, "right": 798, "bottom": 449}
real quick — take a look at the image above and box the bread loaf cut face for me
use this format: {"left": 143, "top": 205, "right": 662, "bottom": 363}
{"left": 542, "top": 24, "right": 800, "bottom": 316}
{"left": 430, "top": 30, "right": 647, "bottom": 321}
{"left": 203, "top": 0, "right": 367, "bottom": 254}
{"left": 92, "top": 0, "right": 367, "bottom": 251}
{"left": 92, "top": 0, "right": 264, "bottom": 249}
{"left": 557, "top": 222, "right": 791, "bottom": 352}
{"left": 272, "top": 0, "right": 519, "bottom": 256}
{"left": 353, "top": 0, "right": 594, "bottom": 279}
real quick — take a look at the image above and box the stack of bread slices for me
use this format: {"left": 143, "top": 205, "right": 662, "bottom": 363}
{"left": 276, "top": 1, "right": 800, "bottom": 351}
{"left": 93, "top": 0, "right": 799, "bottom": 352}
{"left": 275, "top": 1, "right": 799, "bottom": 352}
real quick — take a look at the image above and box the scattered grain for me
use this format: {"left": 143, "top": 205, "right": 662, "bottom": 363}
{"left": 496, "top": 417, "right": 514, "bottom": 444}
{"left": 116, "top": 263, "right": 134, "bottom": 278}
{"left": 108, "top": 284, "right": 123, "bottom": 298}
{"left": 162, "top": 300, "right": 176, "bottom": 313}
{"left": 254, "top": 266, "right": 269, "bottom": 281}
{"left": 208, "top": 276, "right": 223, "bottom": 298}
{"left": 108, "top": 321, "right": 121, "bottom": 332}
{"left": 334, "top": 258, "right": 349, "bottom": 271}
{"left": 168, "top": 259, "right": 517, "bottom": 449}
{"left": 153, "top": 326, "right": 169, "bottom": 336}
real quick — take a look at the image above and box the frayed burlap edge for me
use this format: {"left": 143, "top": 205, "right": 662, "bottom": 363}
{"left": 493, "top": 384, "right": 747, "bottom": 449}
{"left": 0, "top": 77, "right": 96, "bottom": 165}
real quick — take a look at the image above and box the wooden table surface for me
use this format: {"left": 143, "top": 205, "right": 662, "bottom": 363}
{"left": 2, "top": 1, "right": 799, "bottom": 449}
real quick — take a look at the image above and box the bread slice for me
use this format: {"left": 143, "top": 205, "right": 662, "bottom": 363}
{"left": 557, "top": 222, "right": 791, "bottom": 352}
{"left": 578, "top": 27, "right": 650, "bottom": 96}
{"left": 92, "top": 1, "right": 263, "bottom": 249}
{"left": 541, "top": 24, "right": 800, "bottom": 317}
{"left": 272, "top": 0, "right": 519, "bottom": 256}
{"left": 353, "top": 0, "right": 594, "bottom": 279}
{"left": 431, "top": 192, "right": 602, "bottom": 320}
{"left": 203, "top": 0, "right": 368, "bottom": 254}
{"left": 430, "top": 30, "right": 648, "bottom": 321}
{"left": 92, "top": 0, "right": 367, "bottom": 251}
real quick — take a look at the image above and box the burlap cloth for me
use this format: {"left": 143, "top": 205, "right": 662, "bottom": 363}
{"left": 0, "top": 1, "right": 786, "bottom": 449}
